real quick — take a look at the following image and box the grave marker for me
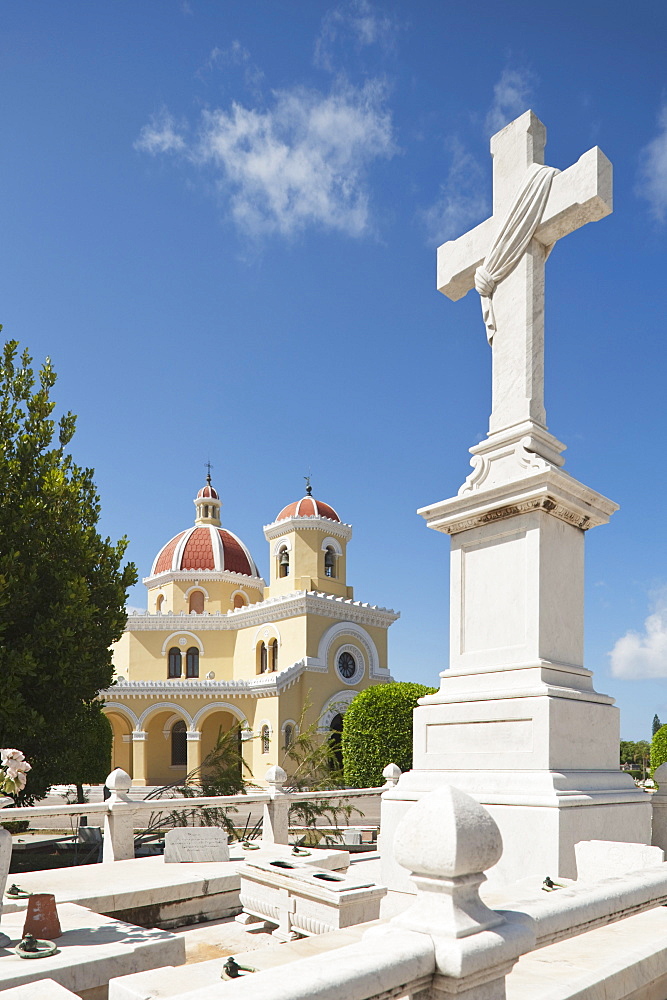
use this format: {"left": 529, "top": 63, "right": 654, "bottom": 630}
{"left": 164, "top": 827, "right": 229, "bottom": 864}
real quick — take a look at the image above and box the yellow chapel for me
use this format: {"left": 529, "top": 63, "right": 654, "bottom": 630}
{"left": 103, "top": 478, "right": 399, "bottom": 786}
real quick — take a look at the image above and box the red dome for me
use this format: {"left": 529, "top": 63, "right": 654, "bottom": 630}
{"left": 152, "top": 526, "right": 259, "bottom": 577}
{"left": 275, "top": 496, "right": 340, "bottom": 523}
{"left": 197, "top": 483, "right": 219, "bottom": 500}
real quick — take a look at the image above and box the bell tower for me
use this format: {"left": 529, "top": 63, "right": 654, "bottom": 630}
{"left": 264, "top": 485, "right": 353, "bottom": 599}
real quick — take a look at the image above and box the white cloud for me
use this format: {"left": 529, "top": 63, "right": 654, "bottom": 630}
{"left": 610, "top": 588, "right": 667, "bottom": 679}
{"left": 314, "top": 0, "right": 397, "bottom": 72}
{"left": 421, "top": 138, "right": 489, "bottom": 245}
{"left": 125, "top": 605, "right": 146, "bottom": 616}
{"left": 485, "top": 67, "right": 534, "bottom": 136}
{"left": 135, "top": 110, "right": 186, "bottom": 155}
{"left": 636, "top": 102, "right": 667, "bottom": 223}
{"left": 209, "top": 41, "right": 251, "bottom": 67}
{"left": 137, "top": 79, "right": 395, "bottom": 239}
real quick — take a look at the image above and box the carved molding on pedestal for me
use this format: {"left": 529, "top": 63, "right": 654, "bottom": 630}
{"left": 420, "top": 466, "right": 618, "bottom": 537}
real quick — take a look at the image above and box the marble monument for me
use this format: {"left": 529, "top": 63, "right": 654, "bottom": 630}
{"left": 382, "top": 110, "right": 650, "bottom": 888}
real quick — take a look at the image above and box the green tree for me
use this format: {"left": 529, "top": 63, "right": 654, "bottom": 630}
{"left": 651, "top": 726, "right": 667, "bottom": 772}
{"left": 620, "top": 741, "right": 636, "bottom": 767}
{"left": 54, "top": 702, "right": 114, "bottom": 803}
{"left": 653, "top": 714, "right": 663, "bottom": 737}
{"left": 342, "top": 682, "right": 437, "bottom": 788}
{"left": 0, "top": 340, "right": 136, "bottom": 802}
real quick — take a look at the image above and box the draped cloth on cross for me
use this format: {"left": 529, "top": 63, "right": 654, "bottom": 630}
{"left": 474, "top": 163, "right": 559, "bottom": 345}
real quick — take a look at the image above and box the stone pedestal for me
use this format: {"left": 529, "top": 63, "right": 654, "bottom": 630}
{"left": 382, "top": 462, "right": 651, "bottom": 889}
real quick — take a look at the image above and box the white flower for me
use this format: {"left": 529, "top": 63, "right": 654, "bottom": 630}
{"left": 0, "top": 749, "right": 31, "bottom": 795}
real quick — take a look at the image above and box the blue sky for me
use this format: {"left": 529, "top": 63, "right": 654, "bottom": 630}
{"left": 1, "top": 1, "right": 666, "bottom": 740}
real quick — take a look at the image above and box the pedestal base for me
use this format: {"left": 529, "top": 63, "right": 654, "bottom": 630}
{"left": 381, "top": 766, "right": 650, "bottom": 889}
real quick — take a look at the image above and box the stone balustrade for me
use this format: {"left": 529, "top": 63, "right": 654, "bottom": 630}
{"left": 1, "top": 766, "right": 392, "bottom": 862}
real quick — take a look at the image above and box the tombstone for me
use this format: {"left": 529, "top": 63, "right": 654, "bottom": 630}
{"left": 575, "top": 840, "right": 664, "bottom": 882}
{"left": 163, "top": 826, "right": 229, "bottom": 864}
{"left": 237, "top": 858, "right": 386, "bottom": 941}
{"left": 381, "top": 110, "right": 650, "bottom": 890}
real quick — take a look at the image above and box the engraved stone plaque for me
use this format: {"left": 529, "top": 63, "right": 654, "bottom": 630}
{"left": 164, "top": 826, "right": 229, "bottom": 863}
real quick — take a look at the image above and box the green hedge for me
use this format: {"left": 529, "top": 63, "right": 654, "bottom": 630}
{"left": 651, "top": 724, "right": 667, "bottom": 771}
{"left": 341, "top": 682, "right": 437, "bottom": 788}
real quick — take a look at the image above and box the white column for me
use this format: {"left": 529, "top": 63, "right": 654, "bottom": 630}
{"left": 102, "top": 768, "right": 138, "bottom": 863}
{"left": 262, "top": 765, "right": 289, "bottom": 846}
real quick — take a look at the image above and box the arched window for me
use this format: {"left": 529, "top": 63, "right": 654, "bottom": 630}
{"left": 324, "top": 546, "right": 336, "bottom": 578}
{"left": 168, "top": 647, "right": 182, "bottom": 678}
{"left": 329, "top": 713, "right": 344, "bottom": 770}
{"left": 186, "top": 647, "right": 199, "bottom": 678}
{"left": 284, "top": 724, "right": 293, "bottom": 750}
{"left": 270, "top": 639, "right": 278, "bottom": 672}
{"left": 204, "top": 504, "right": 209, "bottom": 518}
{"left": 259, "top": 642, "right": 268, "bottom": 674}
{"left": 156, "top": 594, "right": 164, "bottom": 613}
{"left": 233, "top": 593, "right": 247, "bottom": 609}
{"left": 278, "top": 546, "right": 290, "bottom": 577}
{"left": 261, "top": 725, "right": 270, "bottom": 754}
{"left": 189, "top": 590, "right": 205, "bottom": 615}
{"left": 171, "top": 720, "right": 187, "bottom": 766}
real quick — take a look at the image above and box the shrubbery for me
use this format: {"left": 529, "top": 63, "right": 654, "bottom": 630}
{"left": 651, "top": 724, "right": 667, "bottom": 771}
{"left": 341, "top": 682, "right": 437, "bottom": 788}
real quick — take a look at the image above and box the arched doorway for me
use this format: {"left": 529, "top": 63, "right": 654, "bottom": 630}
{"left": 329, "top": 712, "right": 344, "bottom": 770}
{"left": 143, "top": 709, "right": 190, "bottom": 786}
{"left": 106, "top": 711, "right": 133, "bottom": 775}
{"left": 171, "top": 720, "right": 187, "bottom": 767}
{"left": 199, "top": 710, "right": 244, "bottom": 791}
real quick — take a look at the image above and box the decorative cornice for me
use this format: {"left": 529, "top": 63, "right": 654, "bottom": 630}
{"left": 263, "top": 516, "right": 353, "bottom": 543}
{"left": 419, "top": 467, "right": 618, "bottom": 536}
{"left": 102, "top": 659, "right": 307, "bottom": 699}
{"left": 125, "top": 591, "right": 399, "bottom": 632}
{"left": 142, "top": 568, "right": 266, "bottom": 592}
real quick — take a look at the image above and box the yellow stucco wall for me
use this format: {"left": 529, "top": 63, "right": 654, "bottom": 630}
{"left": 147, "top": 576, "right": 264, "bottom": 616}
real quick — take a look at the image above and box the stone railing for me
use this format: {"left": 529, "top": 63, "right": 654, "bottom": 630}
{"left": 174, "top": 784, "right": 667, "bottom": 1000}
{"left": 1, "top": 763, "right": 401, "bottom": 863}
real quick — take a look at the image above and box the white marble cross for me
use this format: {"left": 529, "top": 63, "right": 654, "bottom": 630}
{"left": 437, "top": 111, "right": 612, "bottom": 438}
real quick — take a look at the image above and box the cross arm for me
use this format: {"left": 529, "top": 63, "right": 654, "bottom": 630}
{"left": 436, "top": 146, "right": 612, "bottom": 302}
{"left": 436, "top": 215, "right": 495, "bottom": 302}
{"left": 534, "top": 146, "right": 612, "bottom": 249}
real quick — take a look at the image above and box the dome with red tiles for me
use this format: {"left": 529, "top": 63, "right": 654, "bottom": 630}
{"left": 197, "top": 483, "right": 219, "bottom": 500}
{"left": 150, "top": 477, "right": 260, "bottom": 579}
{"left": 275, "top": 494, "right": 340, "bottom": 523}
{"left": 151, "top": 525, "right": 260, "bottom": 578}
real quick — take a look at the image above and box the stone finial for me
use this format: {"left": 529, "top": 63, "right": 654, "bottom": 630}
{"left": 394, "top": 784, "right": 502, "bottom": 881}
{"left": 265, "top": 765, "right": 287, "bottom": 791}
{"left": 382, "top": 763, "right": 401, "bottom": 788}
{"left": 391, "top": 785, "right": 505, "bottom": 942}
{"left": 105, "top": 768, "right": 132, "bottom": 798}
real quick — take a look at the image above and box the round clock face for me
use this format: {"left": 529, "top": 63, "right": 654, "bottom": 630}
{"left": 338, "top": 651, "right": 356, "bottom": 679}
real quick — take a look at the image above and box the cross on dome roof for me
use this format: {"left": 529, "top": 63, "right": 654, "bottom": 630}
{"left": 197, "top": 473, "right": 219, "bottom": 501}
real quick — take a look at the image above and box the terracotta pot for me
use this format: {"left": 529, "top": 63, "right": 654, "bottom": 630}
{"left": 22, "top": 893, "right": 62, "bottom": 940}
